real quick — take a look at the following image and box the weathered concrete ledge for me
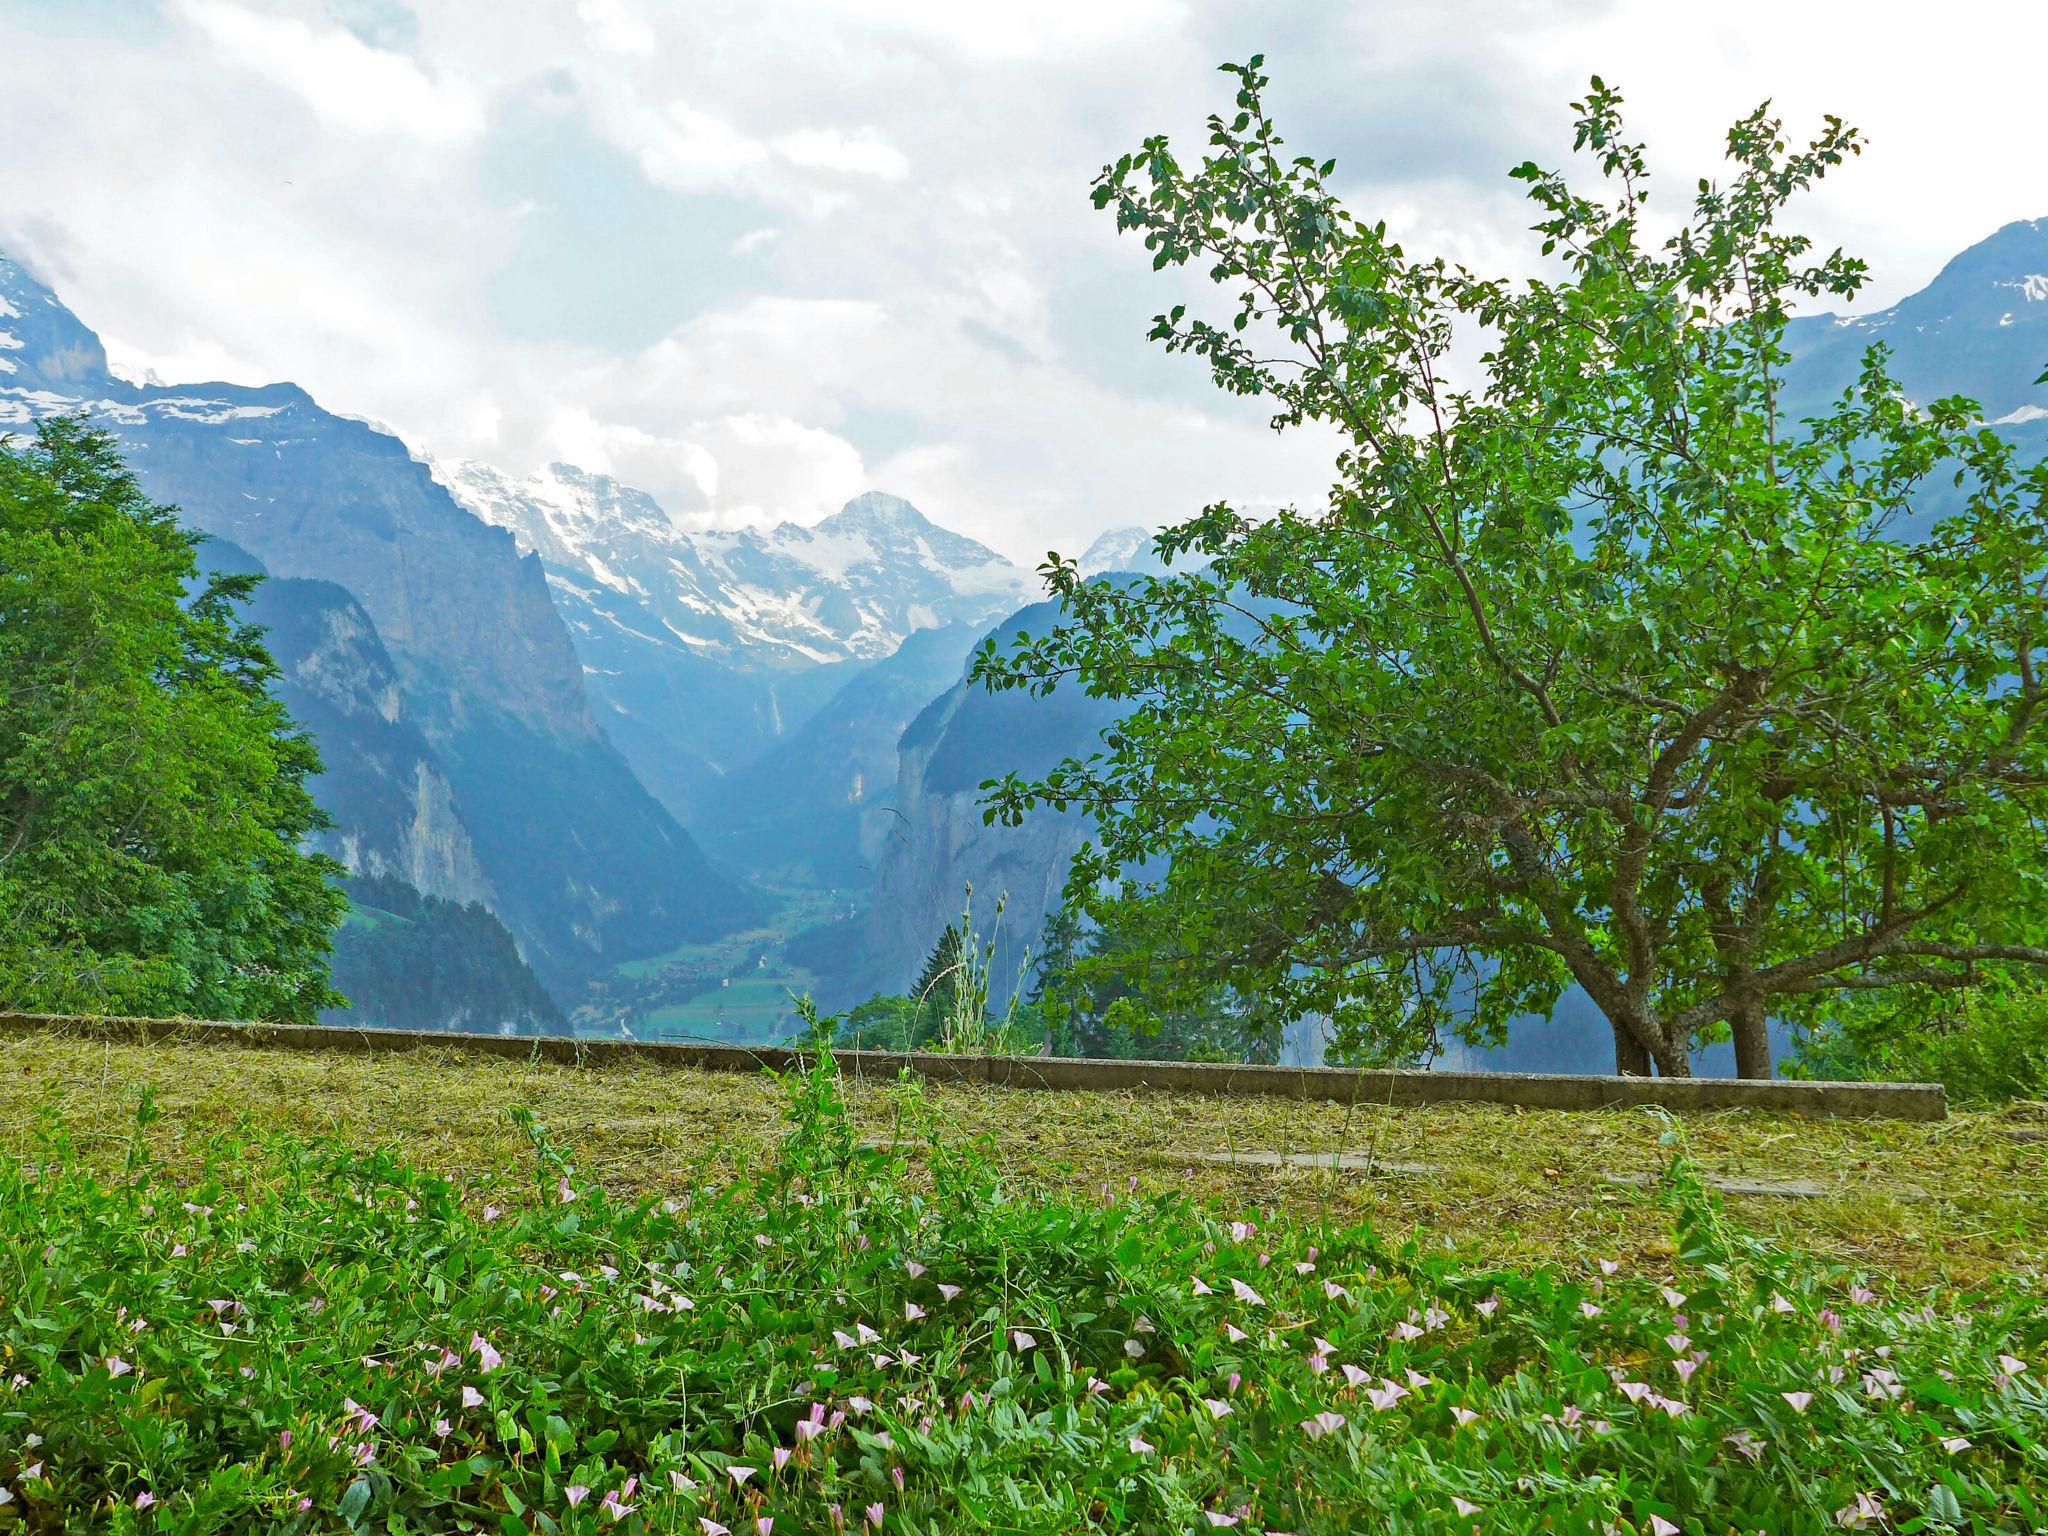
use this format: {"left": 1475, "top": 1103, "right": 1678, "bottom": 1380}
{"left": 0, "top": 1013, "right": 1947, "bottom": 1120}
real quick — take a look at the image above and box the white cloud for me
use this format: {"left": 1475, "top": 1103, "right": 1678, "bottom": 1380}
{"left": 175, "top": 0, "right": 484, "bottom": 144}
{"left": 577, "top": 0, "right": 658, "bottom": 55}
{"left": 803, "top": 0, "right": 1191, "bottom": 60}
{"left": 5, "top": 0, "right": 2045, "bottom": 567}
{"left": 621, "top": 98, "right": 772, "bottom": 191}
{"left": 773, "top": 127, "right": 910, "bottom": 180}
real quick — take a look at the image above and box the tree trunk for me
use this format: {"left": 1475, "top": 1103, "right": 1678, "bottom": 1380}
{"left": 1730, "top": 1000, "right": 1771, "bottom": 1080}
{"left": 1610, "top": 1021, "right": 1653, "bottom": 1076}
{"left": 1652, "top": 1043, "right": 1693, "bottom": 1078}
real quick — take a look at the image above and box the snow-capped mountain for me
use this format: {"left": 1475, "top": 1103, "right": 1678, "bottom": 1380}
{"left": 438, "top": 461, "right": 1030, "bottom": 667}
{"left": 1077, "top": 524, "right": 1169, "bottom": 576}
{"left": 433, "top": 460, "right": 1035, "bottom": 823}
{"left": 1782, "top": 215, "right": 2048, "bottom": 429}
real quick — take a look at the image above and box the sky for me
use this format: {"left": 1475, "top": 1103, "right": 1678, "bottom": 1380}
{"left": 2, "top": 0, "right": 2044, "bottom": 562}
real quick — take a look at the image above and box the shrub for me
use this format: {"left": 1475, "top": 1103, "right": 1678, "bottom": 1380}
{"left": 1794, "top": 983, "right": 2048, "bottom": 1105}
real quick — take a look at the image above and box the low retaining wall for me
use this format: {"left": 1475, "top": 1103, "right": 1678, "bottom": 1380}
{"left": 0, "top": 1013, "right": 1947, "bottom": 1120}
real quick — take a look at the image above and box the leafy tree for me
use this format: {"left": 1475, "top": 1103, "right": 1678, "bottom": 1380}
{"left": 327, "top": 875, "right": 563, "bottom": 1034}
{"left": 977, "top": 62, "right": 2048, "bottom": 1077}
{"left": 0, "top": 417, "right": 345, "bottom": 1021}
{"left": 1029, "top": 905, "right": 1273, "bottom": 1062}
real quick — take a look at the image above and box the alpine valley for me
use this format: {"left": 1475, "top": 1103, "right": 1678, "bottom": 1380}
{"left": 3, "top": 215, "right": 2043, "bottom": 1052}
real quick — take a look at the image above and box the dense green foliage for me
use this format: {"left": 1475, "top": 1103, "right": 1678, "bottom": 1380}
{"left": 326, "top": 877, "right": 566, "bottom": 1035}
{"left": 1, "top": 1059, "right": 2042, "bottom": 1531}
{"left": 0, "top": 419, "right": 344, "bottom": 1023}
{"left": 1793, "top": 977, "right": 2048, "bottom": 1105}
{"left": 1029, "top": 907, "right": 1268, "bottom": 1063}
{"left": 978, "top": 64, "right": 2048, "bottom": 1081}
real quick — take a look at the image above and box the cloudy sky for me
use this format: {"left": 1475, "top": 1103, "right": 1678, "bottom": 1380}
{"left": 2, "top": 0, "right": 2043, "bottom": 560}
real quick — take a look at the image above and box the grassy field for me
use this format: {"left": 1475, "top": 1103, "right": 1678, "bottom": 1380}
{"left": 2, "top": 1026, "right": 2044, "bottom": 1532}
{"left": 1, "top": 1027, "right": 2041, "bottom": 1288}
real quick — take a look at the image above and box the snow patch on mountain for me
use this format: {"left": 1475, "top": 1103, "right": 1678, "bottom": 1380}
{"left": 436, "top": 462, "right": 1032, "bottom": 666}
{"left": 1077, "top": 524, "right": 1169, "bottom": 576}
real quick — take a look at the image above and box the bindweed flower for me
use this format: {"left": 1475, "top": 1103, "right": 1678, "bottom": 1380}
{"left": 1011, "top": 1330, "right": 1037, "bottom": 1351}
{"left": 1302, "top": 1411, "right": 1347, "bottom": 1440}
{"left": 461, "top": 1386, "right": 484, "bottom": 1409}
{"left": 566, "top": 1486, "right": 590, "bottom": 1506}
{"left": 728, "top": 1465, "right": 756, "bottom": 1486}
{"left": 1128, "top": 1435, "right": 1154, "bottom": 1455}
{"left": 1203, "top": 1397, "right": 1233, "bottom": 1418}
{"left": 1782, "top": 1391, "right": 1814, "bottom": 1413}
{"left": 1453, "top": 1497, "right": 1479, "bottom": 1518}
{"left": 106, "top": 1355, "right": 132, "bottom": 1377}
{"left": 937, "top": 1284, "right": 961, "bottom": 1301}
{"left": 135, "top": 1492, "right": 156, "bottom": 1510}
{"left": 470, "top": 1334, "right": 502, "bottom": 1372}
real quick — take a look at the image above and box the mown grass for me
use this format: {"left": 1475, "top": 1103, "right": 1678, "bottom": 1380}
{"left": 0, "top": 1028, "right": 2042, "bottom": 1290}
{"left": 0, "top": 1037, "right": 2043, "bottom": 1533}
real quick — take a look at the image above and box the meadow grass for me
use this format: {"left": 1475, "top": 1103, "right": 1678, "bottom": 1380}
{"left": 0, "top": 1036, "right": 2042, "bottom": 1532}
{"left": 0, "top": 1029, "right": 2041, "bottom": 1289}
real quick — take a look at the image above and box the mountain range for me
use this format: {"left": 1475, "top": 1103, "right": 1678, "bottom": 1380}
{"left": 4, "top": 215, "right": 2042, "bottom": 1058}
{"left": 1, "top": 252, "right": 762, "bottom": 1007}
{"left": 434, "top": 461, "right": 1032, "bottom": 826}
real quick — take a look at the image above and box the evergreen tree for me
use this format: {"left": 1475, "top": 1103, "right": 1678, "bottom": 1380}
{"left": 0, "top": 418, "right": 345, "bottom": 1021}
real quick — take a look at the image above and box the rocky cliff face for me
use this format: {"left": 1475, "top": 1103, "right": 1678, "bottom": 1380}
{"left": 1, "top": 253, "right": 762, "bottom": 1000}
{"left": 863, "top": 597, "right": 1125, "bottom": 1003}
{"left": 703, "top": 620, "right": 984, "bottom": 887}
{"left": 225, "top": 553, "right": 494, "bottom": 908}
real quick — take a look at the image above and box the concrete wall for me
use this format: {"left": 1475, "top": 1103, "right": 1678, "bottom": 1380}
{"left": 0, "top": 1012, "right": 1946, "bottom": 1120}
